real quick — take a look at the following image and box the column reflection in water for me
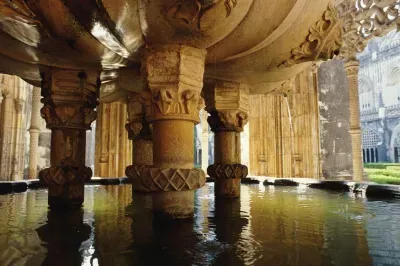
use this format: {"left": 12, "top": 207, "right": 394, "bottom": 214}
{"left": 36, "top": 209, "right": 91, "bottom": 266}
{"left": 91, "top": 185, "right": 133, "bottom": 265}
{"left": 208, "top": 186, "right": 249, "bottom": 266}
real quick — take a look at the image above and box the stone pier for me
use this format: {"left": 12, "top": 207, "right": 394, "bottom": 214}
{"left": 204, "top": 81, "right": 249, "bottom": 198}
{"left": 39, "top": 69, "right": 99, "bottom": 209}
{"left": 138, "top": 45, "right": 206, "bottom": 219}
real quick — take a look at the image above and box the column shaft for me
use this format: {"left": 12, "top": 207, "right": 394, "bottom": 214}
{"left": 345, "top": 60, "right": 364, "bottom": 181}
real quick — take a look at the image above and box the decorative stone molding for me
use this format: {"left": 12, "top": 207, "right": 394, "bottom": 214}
{"left": 125, "top": 166, "right": 206, "bottom": 193}
{"left": 207, "top": 164, "right": 248, "bottom": 179}
{"left": 141, "top": 45, "right": 206, "bottom": 123}
{"left": 203, "top": 80, "right": 250, "bottom": 132}
{"left": 281, "top": 3, "right": 343, "bottom": 67}
{"left": 39, "top": 158, "right": 92, "bottom": 186}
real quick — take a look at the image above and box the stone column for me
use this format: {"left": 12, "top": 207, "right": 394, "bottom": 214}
{"left": 11, "top": 98, "right": 24, "bottom": 180}
{"left": 0, "top": 89, "right": 14, "bottom": 180}
{"left": 344, "top": 60, "right": 364, "bottom": 181}
{"left": 204, "top": 81, "right": 250, "bottom": 198}
{"left": 39, "top": 69, "right": 99, "bottom": 209}
{"left": 139, "top": 45, "right": 206, "bottom": 219}
{"left": 28, "top": 87, "right": 41, "bottom": 179}
{"left": 125, "top": 92, "right": 153, "bottom": 190}
{"left": 201, "top": 110, "right": 209, "bottom": 173}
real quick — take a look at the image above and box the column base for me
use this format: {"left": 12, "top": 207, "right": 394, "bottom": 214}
{"left": 39, "top": 159, "right": 92, "bottom": 209}
{"left": 208, "top": 164, "right": 248, "bottom": 198}
{"left": 127, "top": 166, "right": 206, "bottom": 219}
{"left": 153, "top": 190, "right": 194, "bottom": 220}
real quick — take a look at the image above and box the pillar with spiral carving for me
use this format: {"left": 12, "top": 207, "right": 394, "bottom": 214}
{"left": 139, "top": 45, "right": 206, "bottom": 219}
{"left": 203, "top": 80, "right": 250, "bottom": 197}
{"left": 125, "top": 92, "right": 154, "bottom": 191}
{"left": 39, "top": 69, "right": 99, "bottom": 209}
{"left": 344, "top": 60, "right": 364, "bottom": 181}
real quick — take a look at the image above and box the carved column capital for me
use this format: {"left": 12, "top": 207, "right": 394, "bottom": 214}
{"left": 14, "top": 98, "right": 24, "bottom": 113}
{"left": 40, "top": 69, "right": 99, "bottom": 130}
{"left": 126, "top": 92, "right": 152, "bottom": 140}
{"left": 203, "top": 80, "right": 250, "bottom": 132}
{"left": 141, "top": 45, "right": 206, "bottom": 123}
{"left": 344, "top": 60, "right": 360, "bottom": 77}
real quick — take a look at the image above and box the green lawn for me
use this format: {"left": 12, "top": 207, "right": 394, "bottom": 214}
{"left": 364, "top": 164, "right": 400, "bottom": 185}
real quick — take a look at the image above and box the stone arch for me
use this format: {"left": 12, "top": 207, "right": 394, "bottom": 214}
{"left": 358, "top": 75, "right": 375, "bottom": 111}
{"left": 390, "top": 123, "right": 400, "bottom": 162}
{"left": 386, "top": 67, "right": 400, "bottom": 87}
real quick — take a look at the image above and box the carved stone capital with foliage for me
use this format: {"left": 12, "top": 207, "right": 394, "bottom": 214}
{"left": 126, "top": 92, "right": 152, "bottom": 140}
{"left": 203, "top": 80, "right": 249, "bottom": 132}
{"left": 40, "top": 68, "right": 99, "bottom": 130}
{"left": 141, "top": 45, "right": 206, "bottom": 123}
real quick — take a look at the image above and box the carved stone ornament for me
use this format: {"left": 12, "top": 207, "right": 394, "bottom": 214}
{"left": 281, "top": 3, "right": 343, "bottom": 67}
{"left": 40, "top": 69, "right": 99, "bottom": 130}
{"left": 141, "top": 45, "right": 206, "bottom": 123}
{"left": 207, "top": 164, "right": 248, "bottom": 179}
{"left": 166, "top": 0, "right": 237, "bottom": 29}
{"left": 338, "top": 0, "right": 400, "bottom": 60}
{"left": 40, "top": 105, "right": 97, "bottom": 130}
{"left": 39, "top": 158, "right": 92, "bottom": 186}
{"left": 125, "top": 165, "right": 206, "bottom": 193}
{"left": 207, "top": 110, "right": 248, "bottom": 132}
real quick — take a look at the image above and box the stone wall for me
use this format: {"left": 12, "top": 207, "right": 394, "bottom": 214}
{"left": 249, "top": 66, "right": 321, "bottom": 178}
{"left": 318, "top": 60, "right": 353, "bottom": 178}
{"left": 94, "top": 101, "right": 132, "bottom": 177}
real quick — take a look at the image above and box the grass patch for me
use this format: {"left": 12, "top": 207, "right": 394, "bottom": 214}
{"left": 365, "top": 166, "right": 400, "bottom": 185}
{"left": 368, "top": 175, "right": 400, "bottom": 185}
{"left": 364, "top": 163, "right": 400, "bottom": 169}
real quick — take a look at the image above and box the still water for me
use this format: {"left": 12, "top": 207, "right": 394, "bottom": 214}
{"left": 0, "top": 183, "right": 399, "bottom": 266}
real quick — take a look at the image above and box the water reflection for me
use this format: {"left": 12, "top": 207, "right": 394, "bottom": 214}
{"left": 36, "top": 209, "right": 91, "bottom": 266}
{"left": 0, "top": 184, "right": 399, "bottom": 265}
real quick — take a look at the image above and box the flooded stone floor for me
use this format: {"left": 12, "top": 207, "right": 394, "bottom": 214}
{"left": 0, "top": 184, "right": 399, "bottom": 266}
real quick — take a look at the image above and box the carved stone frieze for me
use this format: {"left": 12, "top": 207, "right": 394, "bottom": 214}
{"left": 126, "top": 166, "right": 206, "bottom": 193}
{"left": 281, "top": 3, "right": 343, "bottom": 67}
{"left": 39, "top": 158, "right": 92, "bottom": 186}
{"left": 141, "top": 45, "right": 206, "bottom": 123}
{"left": 207, "top": 164, "right": 248, "bottom": 179}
